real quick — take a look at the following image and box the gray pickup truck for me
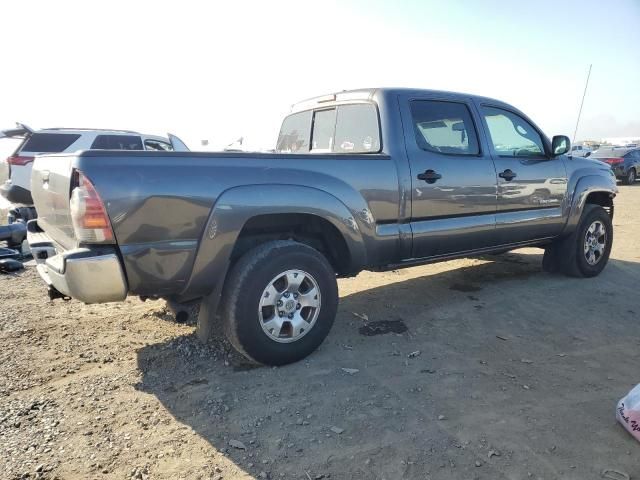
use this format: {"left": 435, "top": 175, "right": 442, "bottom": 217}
{"left": 28, "top": 88, "right": 617, "bottom": 365}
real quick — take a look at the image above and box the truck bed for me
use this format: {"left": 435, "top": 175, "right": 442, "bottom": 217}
{"left": 31, "top": 149, "right": 402, "bottom": 297}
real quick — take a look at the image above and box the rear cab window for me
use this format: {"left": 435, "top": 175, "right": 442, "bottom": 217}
{"left": 276, "top": 111, "right": 312, "bottom": 153}
{"left": 334, "top": 104, "right": 381, "bottom": 153}
{"left": 20, "top": 133, "right": 81, "bottom": 153}
{"left": 311, "top": 109, "right": 336, "bottom": 152}
{"left": 276, "top": 103, "right": 381, "bottom": 154}
{"left": 91, "top": 135, "right": 143, "bottom": 150}
{"left": 410, "top": 100, "right": 479, "bottom": 155}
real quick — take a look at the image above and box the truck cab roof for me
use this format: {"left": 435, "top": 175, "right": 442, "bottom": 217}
{"left": 290, "top": 87, "right": 514, "bottom": 114}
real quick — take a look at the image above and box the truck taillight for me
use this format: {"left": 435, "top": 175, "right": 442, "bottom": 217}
{"left": 604, "top": 158, "right": 624, "bottom": 165}
{"left": 70, "top": 171, "right": 115, "bottom": 243}
{"left": 7, "top": 155, "right": 34, "bottom": 166}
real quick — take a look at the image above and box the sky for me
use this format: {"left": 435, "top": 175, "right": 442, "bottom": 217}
{"left": 0, "top": 0, "right": 639, "bottom": 151}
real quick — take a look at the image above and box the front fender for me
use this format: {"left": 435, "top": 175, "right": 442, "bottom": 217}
{"left": 179, "top": 184, "right": 367, "bottom": 300}
{"left": 562, "top": 174, "right": 617, "bottom": 235}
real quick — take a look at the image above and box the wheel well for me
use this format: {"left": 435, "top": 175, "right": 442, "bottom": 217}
{"left": 585, "top": 191, "right": 614, "bottom": 218}
{"left": 230, "top": 214, "right": 352, "bottom": 275}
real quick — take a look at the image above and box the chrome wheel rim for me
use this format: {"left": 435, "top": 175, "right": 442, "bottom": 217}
{"left": 583, "top": 220, "right": 607, "bottom": 266}
{"left": 258, "top": 269, "right": 321, "bottom": 343}
{"left": 629, "top": 170, "right": 636, "bottom": 183}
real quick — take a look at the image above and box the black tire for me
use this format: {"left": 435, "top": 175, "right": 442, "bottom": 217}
{"left": 220, "top": 240, "right": 338, "bottom": 366}
{"left": 546, "top": 204, "right": 612, "bottom": 278}
{"left": 623, "top": 168, "right": 636, "bottom": 185}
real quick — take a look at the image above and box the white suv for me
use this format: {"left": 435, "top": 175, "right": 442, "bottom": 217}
{"left": 0, "top": 124, "right": 189, "bottom": 212}
{"left": 569, "top": 144, "right": 593, "bottom": 158}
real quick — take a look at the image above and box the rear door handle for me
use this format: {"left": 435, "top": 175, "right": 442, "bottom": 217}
{"left": 499, "top": 169, "right": 517, "bottom": 181}
{"left": 417, "top": 169, "right": 442, "bottom": 184}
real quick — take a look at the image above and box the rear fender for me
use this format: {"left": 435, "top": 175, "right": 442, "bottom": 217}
{"left": 180, "top": 184, "right": 366, "bottom": 302}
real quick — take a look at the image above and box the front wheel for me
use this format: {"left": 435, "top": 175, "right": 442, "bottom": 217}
{"left": 220, "top": 240, "right": 338, "bottom": 365}
{"left": 543, "top": 204, "right": 613, "bottom": 277}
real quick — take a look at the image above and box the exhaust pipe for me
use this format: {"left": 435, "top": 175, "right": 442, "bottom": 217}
{"left": 165, "top": 299, "right": 196, "bottom": 324}
{"left": 48, "top": 286, "right": 70, "bottom": 301}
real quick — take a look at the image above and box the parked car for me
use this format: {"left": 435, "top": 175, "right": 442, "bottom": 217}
{"left": 0, "top": 124, "right": 189, "bottom": 221}
{"left": 27, "top": 88, "right": 617, "bottom": 365}
{"left": 570, "top": 144, "right": 593, "bottom": 157}
{"left": 590, "top": 147, "right": 640, "bottom": 185}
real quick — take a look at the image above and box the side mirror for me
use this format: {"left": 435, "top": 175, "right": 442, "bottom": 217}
{"left": 552, "top": 135, "right": 570, "bottom": 156}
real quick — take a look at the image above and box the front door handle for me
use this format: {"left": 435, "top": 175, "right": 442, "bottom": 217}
{"left": 499, "top": 169, "right": 517, "bottom": 181}
{"left": 417, "top": 169, "right": 442, "bottom": 184}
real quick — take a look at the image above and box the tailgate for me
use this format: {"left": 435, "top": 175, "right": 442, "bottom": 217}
{"left": 31, "top": 154, "right": 77, "bottom": 250}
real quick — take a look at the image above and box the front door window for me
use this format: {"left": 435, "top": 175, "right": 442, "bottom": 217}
{"left": 482, "top": 106, "right": 545, "bottom": 158}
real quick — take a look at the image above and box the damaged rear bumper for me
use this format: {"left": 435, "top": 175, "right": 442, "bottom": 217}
{"left": 27, "top": 221, "right": 128, "bottom": 303}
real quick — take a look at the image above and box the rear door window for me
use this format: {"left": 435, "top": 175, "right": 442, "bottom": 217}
{"left": 276, "top": 111, "right": 312, "bottom": 153}
{"left": 410, "top": 100, "right": 480, "bottom": 155}
{"left": 91, "top": 135, "right": 143, "bottom": 150}
{"left": 20, "top": 133, "right": 81, "bottom": 153}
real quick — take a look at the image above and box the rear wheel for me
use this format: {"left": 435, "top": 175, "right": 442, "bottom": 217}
{"left": 220, "top": 240, "right": 338, "bottom": 365}
{"left": 624, "top": 168, "right": 636, "bottom": 185}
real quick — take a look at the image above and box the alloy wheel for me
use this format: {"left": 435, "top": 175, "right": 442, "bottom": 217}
{"left": 583, "top": 220, "right": 607, "bottom": 266}
{"left": 258, "top": 269, "right": 321, "bottom": 343}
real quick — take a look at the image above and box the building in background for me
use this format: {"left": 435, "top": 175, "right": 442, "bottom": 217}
{"left": 576, "top": 137, "right": 639, "bottom": 149}
{"left": 600, "top": 137, "right": 640, "bottom": 147}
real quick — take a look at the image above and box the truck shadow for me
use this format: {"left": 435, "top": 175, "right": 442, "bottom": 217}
{"left": 135, "top": 252, "right": 640, "bottom": 479}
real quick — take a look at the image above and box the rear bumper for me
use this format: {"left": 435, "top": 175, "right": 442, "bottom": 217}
{"left": 0, "top": 181, "right": 33, "bottom": 205}
{"left": 27, "top": 223, "right": 127, "bottom": 303}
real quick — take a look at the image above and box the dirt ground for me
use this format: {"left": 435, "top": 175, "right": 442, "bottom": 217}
{"left": 1, "top": 187, "right": 639, "bottom": 480}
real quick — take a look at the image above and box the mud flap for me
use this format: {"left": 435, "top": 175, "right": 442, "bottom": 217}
{"left": 542, "top": 244, "right": 561, "bottom": 273}
{"left": 542, "top": 232, "right": 578, "bottom": 276}
{"left": 196, "top": 287, "right": 222, "bottom": 343}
